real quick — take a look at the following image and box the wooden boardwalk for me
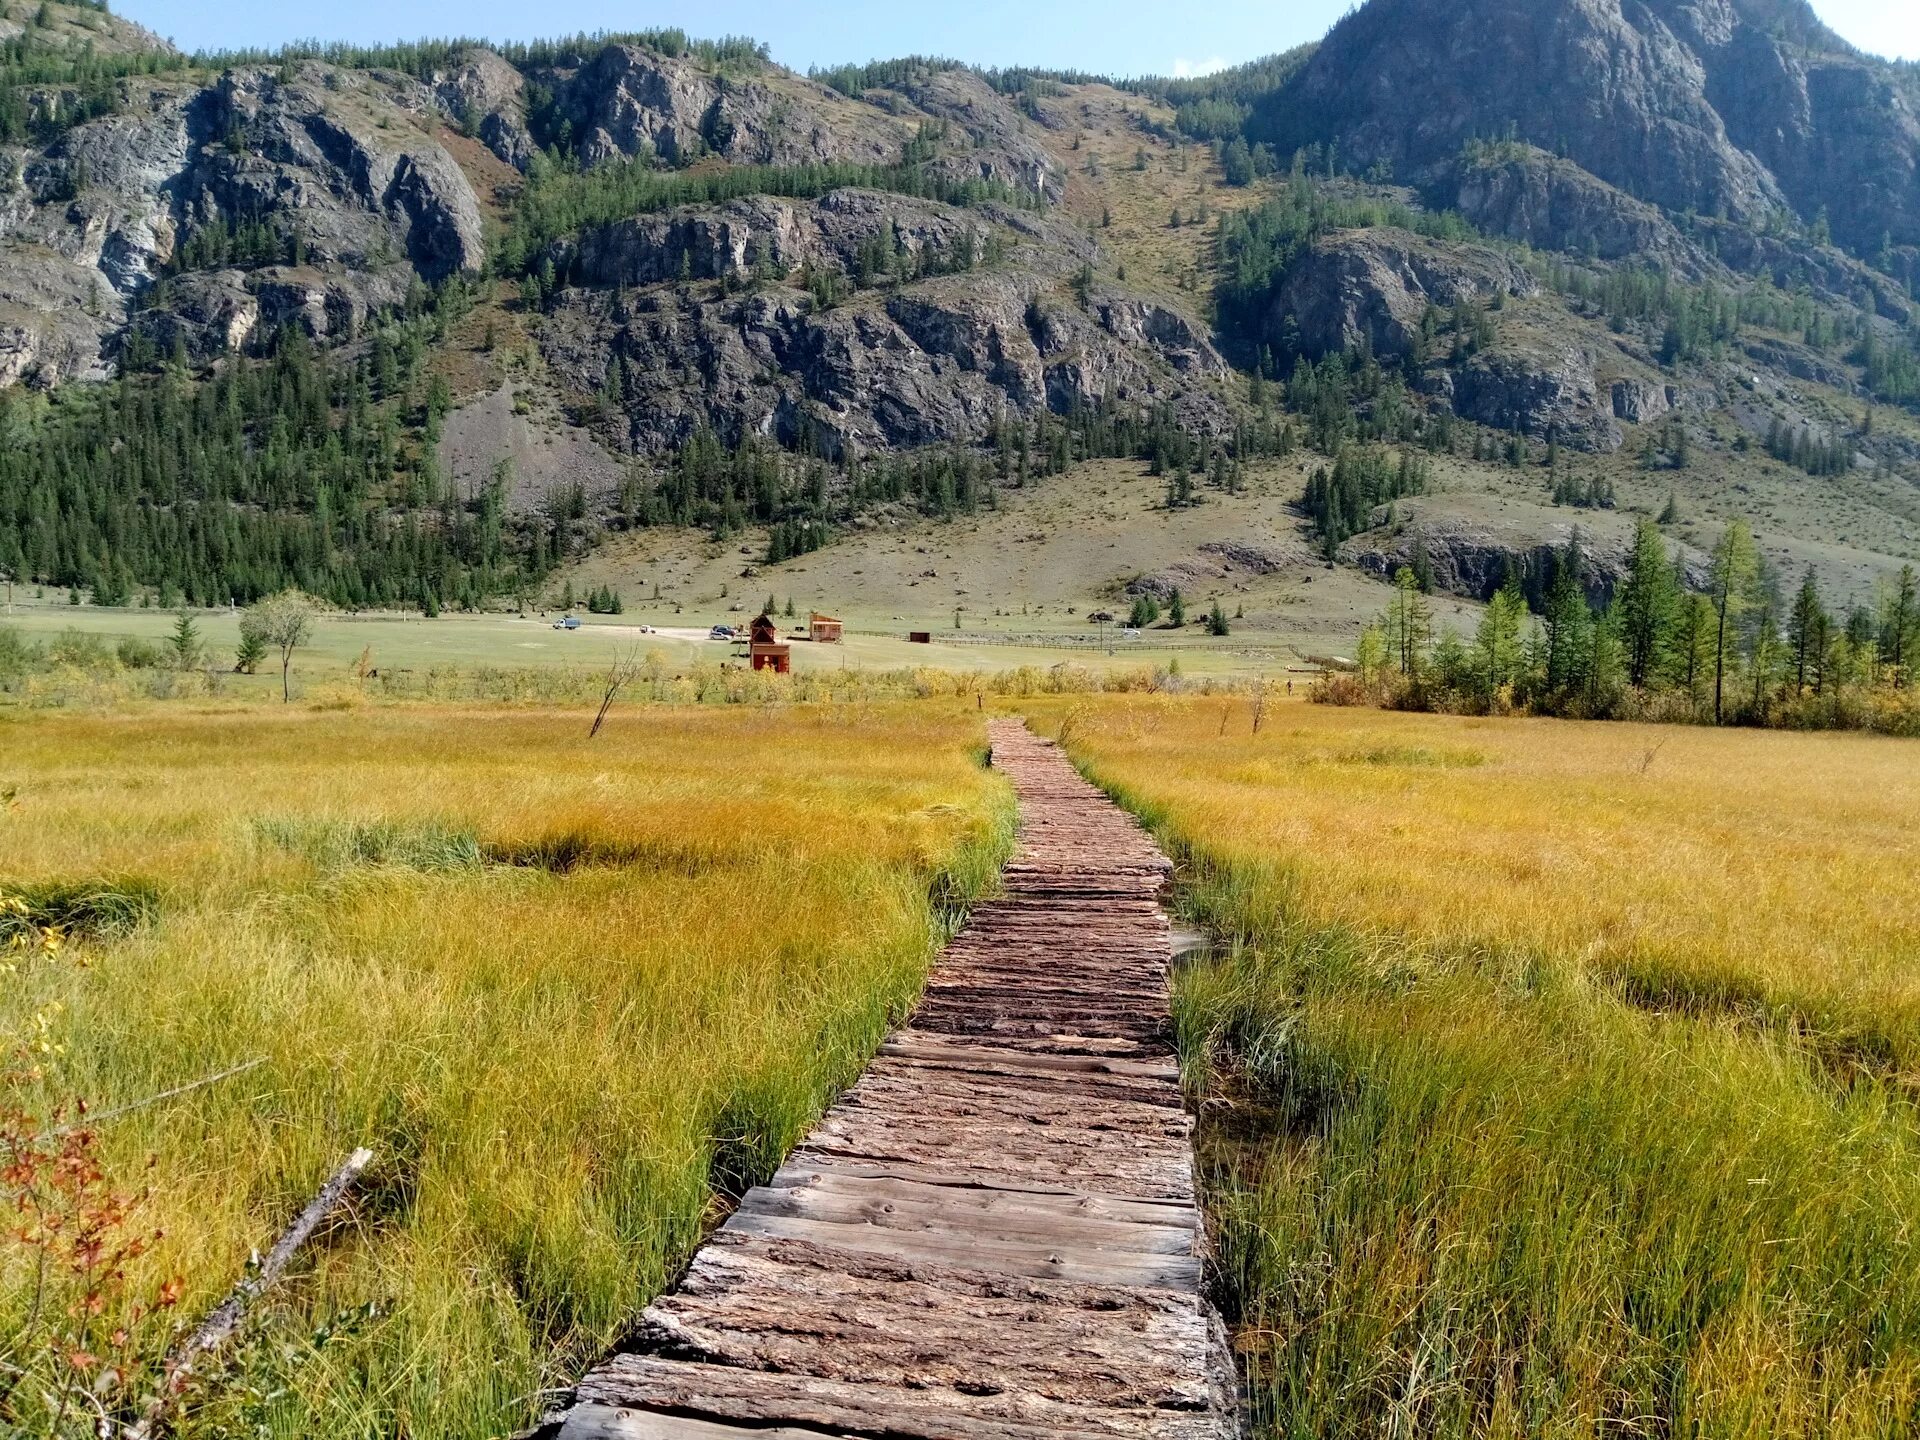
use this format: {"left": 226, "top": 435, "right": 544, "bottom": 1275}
{"left": 551, "top": 721, "right": 1238, "bottom": 1440}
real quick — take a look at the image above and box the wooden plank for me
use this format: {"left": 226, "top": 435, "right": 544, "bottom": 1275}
{"left": 560, "top": 1405, "right": 860, "bottom": 1440}
{"left": 794, "top": 1109, "right": 1196, "bottom": 1200}
{"left": 766, "top": 1163, "right": 1199, "bottom": 1227}
{"left": 880, "top": 1033, "right": 1181, "bottom": 1081}
{"left": 722, "top": 1210, "right": 1203, "bottom": 1289}
{"left": 766, "top": 1157, "right": 1197, "bottom": 1209}
{"left": 734, "top": 1178, "right": 1199, "bottom": 1255}
{"left": 634, "top": 1232, "right": 1218, "bottom": 1407}
{"left": 573, "top": 1357, "right": 1230, "bottom": 1440}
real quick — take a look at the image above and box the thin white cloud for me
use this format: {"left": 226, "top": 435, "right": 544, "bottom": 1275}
{"left": 1170, "top": 56, "right": 1229, "bottom": 79}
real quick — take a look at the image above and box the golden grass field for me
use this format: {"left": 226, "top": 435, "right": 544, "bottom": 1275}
{"left": 0, "top": 703, "right": 1009, "bottom": 1439}
{"left": 9, "top": 684, "right": 1920, "bottom": 1440}
{"left": 1045, "top": 696, "right": 1920, "bottom": 1437}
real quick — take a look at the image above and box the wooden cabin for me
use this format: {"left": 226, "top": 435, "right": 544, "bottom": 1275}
{"left": 809, "top": 613, "right": 844, "bottom": 644}
{"left": 749, "top": 614, "right": 791, "bottom": 673}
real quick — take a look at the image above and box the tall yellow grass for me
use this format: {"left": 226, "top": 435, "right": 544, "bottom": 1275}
{"left": 1045, "top": 696, "right": 1920, "bottom": 1437}
{"left": 1, "top": 703, "right": 1009, "bottom": 1439}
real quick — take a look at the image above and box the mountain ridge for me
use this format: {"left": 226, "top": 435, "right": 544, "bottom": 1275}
{"left": 0, "top": 0, "right": 1915, "bottom": 627}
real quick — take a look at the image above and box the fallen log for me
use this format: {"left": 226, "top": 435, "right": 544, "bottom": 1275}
{"left": 128, "top": 1145, "right": 375, "bottom": 1440}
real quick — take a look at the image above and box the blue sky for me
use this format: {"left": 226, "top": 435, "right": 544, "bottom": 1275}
{"left": 117, "top": 0, "right": 1920, "bottom": 73}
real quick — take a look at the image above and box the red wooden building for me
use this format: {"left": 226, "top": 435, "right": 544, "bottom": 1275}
{"left": 749, "top": 614, "right": 791, "bottom": 673}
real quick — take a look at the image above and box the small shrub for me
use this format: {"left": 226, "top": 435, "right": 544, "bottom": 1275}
{"left": 116, "top": 636, "right": 164, "bottom": 668}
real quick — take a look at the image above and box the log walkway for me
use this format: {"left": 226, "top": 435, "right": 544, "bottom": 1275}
{"left": 552, "top": 721, "right": 1238, "bottom": 1440}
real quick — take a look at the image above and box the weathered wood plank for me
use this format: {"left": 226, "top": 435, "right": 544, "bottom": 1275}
{"left": 732, "top": 1182, "right": 1199, "bottom": 1257}
{"left": 880, "top": 1033, "right": 1181, "bottom": 1081}
{"left": 765, "top": 1157, "right": 1195, "bottom": 1209}
{"left": 722, "top": 1210, "right": 1203, "bottom": 1288}
{"left": 572, "top": 1357, "right": 1228, "bottom": 1440}
{"left": 766, "top": 1163, "right": 1199, "bottom": 1227}
{"left": 633, "top": 1232, "right": 1218, "bottom": 1407}
{"left": 559, "top": 1406, "right": 861, "bottom": 1440}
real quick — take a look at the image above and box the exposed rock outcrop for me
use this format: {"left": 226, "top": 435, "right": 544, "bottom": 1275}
{"left": 1343, "top": 503, "right": 1710, "bottom": 604}
{"left": 1609, "top": 378, "right": 1675, "bottom": 423}
{"left": 1126, "top": 537, "right": 1317, "bottom": 602}
{"left": 539, "top": 45, "right": 908, "bottom": 171}
{"left": 1269, "top": 227, "right": 1537, "bottom": 360}
{"left": 560, "top": 189, "right": 1047, "bottom": 289}
{"left": 0, "top": 50, "right": 489, "bottom": 378}
{"left": 184, "top": 64, "right": 485, "bottom": 283}
{"left": 537, "top": 260, "right": 1229, "bottom": 458}
{"left": 1450, "top": 342, "right": 1623, "bottom": 451}
{"left": 427, "top": 47, "right": 535, "bottom": 168}
{"left": 1447, "top": 147, "right": 1703, "bottom": 270}
{"left": 875, "top": 68, "right": 1066, "bottom": 205}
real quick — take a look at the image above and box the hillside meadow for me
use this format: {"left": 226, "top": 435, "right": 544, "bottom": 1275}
{"left": 0, "top": 703, "right": 1011, "bottom": 1440}
{"left": 1044, "top": 697, "right": 1920, "bottom": 1438}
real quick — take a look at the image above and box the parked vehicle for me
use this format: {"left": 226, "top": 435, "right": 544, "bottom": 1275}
{"left": 709, "top": 625, "right": 736, "bottom": 640}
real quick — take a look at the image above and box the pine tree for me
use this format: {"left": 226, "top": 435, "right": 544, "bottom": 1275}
{"left": 1882, "top": 565, "right": 1918, "bottom": 686}
{"left": 1476, "top": 584, "right": 1526, "bottom": 698}
{"left": 168, "top": 611, "right": 203, "bottom": 671}
{"left": 1390, "top": 568, "right": 1433, "bottom": 678}
{"left": 235, "top": 628, "right": 267, "bottom": 675}
{"left": 1786, "top": 568, "right": 1828, "bottom": 696}
{"left": 1541, "top": 544, "right": 1593, "bottom": 695}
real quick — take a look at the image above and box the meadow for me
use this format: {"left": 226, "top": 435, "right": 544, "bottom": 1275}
{"left": 1049, "top": 698, "right": 1920, "bottom": 1438}
{"left": 0, "top": 703, "right": 1010, "bottom": 1439}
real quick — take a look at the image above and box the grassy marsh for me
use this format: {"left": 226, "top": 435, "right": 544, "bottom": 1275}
{"left": 0, "top": 703, "right": 1010, "bottom": 1439}
{"left": 1049, "top": 696, "right": 1920, "bottom": 1437}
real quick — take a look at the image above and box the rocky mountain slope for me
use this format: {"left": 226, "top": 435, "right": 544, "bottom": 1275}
{"left": 1255, "top": 0, "right": 1920, "bottom": 264}
{"left": 0, "top": 16, "right": 1221, "bottom": 439}
{"left": 0, "top": 0, "right": 1915, "bottom": 627}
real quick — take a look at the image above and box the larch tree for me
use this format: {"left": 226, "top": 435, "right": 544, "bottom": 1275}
{"left": 1708, "top": 521, "right": 1759, "bottom": 724}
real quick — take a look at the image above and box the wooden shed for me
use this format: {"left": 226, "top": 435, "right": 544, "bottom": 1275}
{"left": 809, "top": 613, "right": 844, "bottom": 644}
{"left": 749, "top": 614, "right": 791, "bottom": 674}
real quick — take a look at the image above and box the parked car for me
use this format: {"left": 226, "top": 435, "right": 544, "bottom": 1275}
{"left": 553, "top": 616, "right": 581, "bottom": 631}
{"left": 709, "top": 625, "right": 736, "bottom": 640}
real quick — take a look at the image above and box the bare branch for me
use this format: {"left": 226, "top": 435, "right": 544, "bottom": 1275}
{"left": 589, "top": 643, "right": 645, "bottom": 740}
{"left": 38, "top": 1059, "right": 266, "bottom": 1142}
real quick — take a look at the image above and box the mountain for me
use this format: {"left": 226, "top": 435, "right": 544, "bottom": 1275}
{"left": 0, "top": 0, "right": 1915, "bottom": 626}
{"left": 1251, "top": 0, "right": 1920, "bottom": 263}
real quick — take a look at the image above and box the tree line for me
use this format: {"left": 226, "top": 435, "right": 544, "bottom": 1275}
{"left": 0, "top": 313, "right": 559, "bottom": 612}
{"left": 622, "top": 389, "right": 1304, "bottom": 562}
{"left": 1339, "top": 518, "right": 1920, "bottom": 735}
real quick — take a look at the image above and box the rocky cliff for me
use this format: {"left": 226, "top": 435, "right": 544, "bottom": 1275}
{"left": 536, "top": 189, "right": 1229, "bottom": 456}
{"left": 0, "top": 49, "right": 491, "bottom": 380}
{"left": 1255, "top": 0, "right": 1920, "bottom": 259}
